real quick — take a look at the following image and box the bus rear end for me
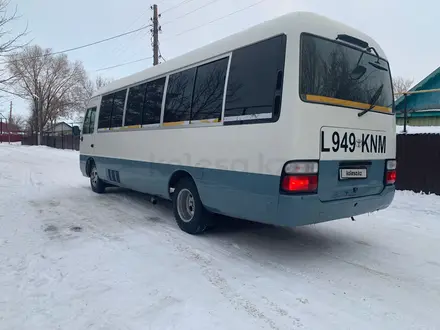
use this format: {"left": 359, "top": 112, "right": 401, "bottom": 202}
{"left": 277, "top": 31, "right": 396, "bottom": 226}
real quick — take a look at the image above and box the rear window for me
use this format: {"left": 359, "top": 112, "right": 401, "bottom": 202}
{"left": 299, "top": 33, "right": 393, "bottom": 113}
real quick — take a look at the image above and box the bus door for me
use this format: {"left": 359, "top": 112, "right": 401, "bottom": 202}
{"left": 80, "top": 106, "right": 97, "bottom": 155}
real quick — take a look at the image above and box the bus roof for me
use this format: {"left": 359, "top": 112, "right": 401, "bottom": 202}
{"left": 93, "top": 11, "right": 386, "bottom": 98}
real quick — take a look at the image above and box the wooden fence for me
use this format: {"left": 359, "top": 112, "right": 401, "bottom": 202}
{"left": 396, "top": 133, "right": 440, "bottom": 195}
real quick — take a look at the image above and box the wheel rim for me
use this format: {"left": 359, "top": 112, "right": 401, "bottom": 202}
{"left": 177, "top": 189, "right": 195, "bottom": 223}
{"left": 90, "top": 167, "right": 98, "bottom": 187}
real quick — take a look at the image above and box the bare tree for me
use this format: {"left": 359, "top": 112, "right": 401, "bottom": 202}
{"left": 84, "top": 74, "right": 113, "bottom": 101}
{"left": 393, "top": 76, "right": 414, "bottom": 99}
{"left": 7, "top": 45, "right": 89, "bottom": 144}
{"left": 95, "top": 75, "right": 113, "bottom": 90}
{"left": 75, "top": 74, "right": 113, "bottom": 124}
{"left": 9, "top": 113, "right": 25, "bottom": 130}
{"left": 0, "top": 1, "right": 28, "bottom": 95}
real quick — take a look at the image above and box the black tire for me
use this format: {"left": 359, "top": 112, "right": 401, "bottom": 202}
{"left": 90, "top": 163, "right": 106, "bottom": 194}
{"left": 173, "top": 177, "right": 210, "bottom": 235}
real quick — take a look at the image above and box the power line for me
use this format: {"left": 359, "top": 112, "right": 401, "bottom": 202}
{"left": 2, "top": 24, "right": 152, "bottom": 64}
{"left": 162, "top": 0, "right": 269, "bottom": 41}
{"left": 161, "top": 0, "right": 195, "bottom": 15}
{"left": 111, "top": 10, "right": 150, "bottom": 57}
{"left": 94, "top": 56, "right": 153, "bottom": 72}
{"left": 92, "top": 0, "right": 269, "bottom": 72}
{"left": 161, "top": 0, "right": 222, "bottom": 26}
{"left": 159, "top": 46, "right": 166, "bottom": 62}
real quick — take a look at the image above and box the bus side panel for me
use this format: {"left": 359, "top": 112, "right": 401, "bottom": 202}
{"left": 196, "top": 168, "right": 280, "bottom": 223}
{"left": 89, "top": 154, "right": 281, "bottom": 223}
{"left": 148, "top": 162, "right": 204, "bottom": 199}
{"left": 93, "top": 156, "right": 141, "bottom": 190}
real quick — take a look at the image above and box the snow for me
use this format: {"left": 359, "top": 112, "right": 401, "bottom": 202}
{"left": 396, "top": 125, "right": 440, "bottom": 134}
{"left": 1, "top": 143, "right": 440, "bottom": 330}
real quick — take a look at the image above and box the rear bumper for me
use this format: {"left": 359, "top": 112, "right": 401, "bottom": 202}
{"left": 276, "top": 185, "right": 395, "bottom": 227}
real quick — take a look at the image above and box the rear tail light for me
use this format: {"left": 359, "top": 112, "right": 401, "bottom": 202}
{"left": 385, "top": 160, "right": 396, "bottom": 185}
{"left": 386, "top": 170, "right": 396, "bottom": 185}
{"left": 282, "top": 175, "right": 318, "bottom": 192}
{"left": 281, "top": 161, "right": 318, "bottom": 193}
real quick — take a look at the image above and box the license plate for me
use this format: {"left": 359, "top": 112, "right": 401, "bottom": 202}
{"left": 320, "top": 127, "right": 387, "bottom": 159}
{"left": 339, "top": 168, "right": 367, "bottom": 180}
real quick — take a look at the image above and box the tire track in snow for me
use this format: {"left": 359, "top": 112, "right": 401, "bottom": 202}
{"left": 76, "top": 191, "right": 292, "bottom": 329}
{"left": 170, "top": 238, "right": 284, "bottom": 330}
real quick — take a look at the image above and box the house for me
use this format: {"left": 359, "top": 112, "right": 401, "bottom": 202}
{"left": 0, "top": 122, "right": 20, "bottom": 134}
{"left": 46, "top": 122, "right": 73, "bottom": 135}
{"left": 395, "top": 67, "right": 440, "bottom": 126}
{"left": 0, "top": 122, "right": 23, "bottom": 143}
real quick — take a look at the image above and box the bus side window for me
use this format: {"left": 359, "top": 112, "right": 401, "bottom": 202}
{"left": 98, "top": 94, "right": 114, "bottom": 129}
{"left": 125, "top": 83, "right": 147, "bottom": 127}
{"left": 224, "top": 34, "right": 286, "bottom": 125}
{"left": 191, "top": 57, "right": 228, "bottom": 122}
{"left": 83, "top": 108, "right": 91, "bottom": 134}
{"left": 89, "top": 107, "right": 96, "bottom": 133}
{"left": 111, "top": 90, "right": 127, "bottom": 129}
{"left": 164, "top": 67, "right": 196, "bottom": 124}
{"left": 98, "top": 90, "right": 127, "bottom": 130}
{"left": 143, "top": 77, "right": 165, "bottom": 125}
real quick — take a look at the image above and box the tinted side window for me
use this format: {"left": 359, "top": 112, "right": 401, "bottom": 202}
{"left": 143, "top": 77, "right": 165, "bottom": 125}
{"left": 125, "top": 83, "right": 147, "bottom": 127}
{"left": 98, "top": 94, "right": 113, "bottom": 129}
{"left": 225, "top": 35, "right": 286, "bottom": 124}
{"left": 191, "top": 58, "right": 228, "bottom": 121}
{"left": 164, "top": 68, "right": 196, "bottom": 123}
{"left": 83, "top": 109, "right": 91, "bottom": 134}
{"left": 89, "top": 108, "right": 96, "bottom": 133}
{"left": 111, "top": 89, "right": 127, "bottom": 128}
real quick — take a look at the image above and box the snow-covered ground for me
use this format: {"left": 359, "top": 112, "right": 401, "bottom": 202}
{"left": 396, "top": 125, "right": 440, "bottom": 134}
{"left": 1, "top": 144, "right": 439, "bottom": 330}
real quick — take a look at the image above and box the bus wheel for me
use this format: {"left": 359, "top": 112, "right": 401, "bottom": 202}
{"left": 173, "top": 178, "right": 209, "bottom": 235}
{"left": 90, "top": 163, "right": 106, "bottom": 194}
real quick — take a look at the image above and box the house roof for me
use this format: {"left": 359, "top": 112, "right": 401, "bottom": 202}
{"left": 395, "top": 66, "right": 440, "bottom": 109}
{"left": 54, "top": 121, "right": 72, "bottom": 127}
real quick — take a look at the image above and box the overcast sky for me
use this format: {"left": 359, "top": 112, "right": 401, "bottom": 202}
{"left": 2, "top": 0, "right": 435, "bottom": 118}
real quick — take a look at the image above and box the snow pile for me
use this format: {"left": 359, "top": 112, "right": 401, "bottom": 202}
{"left": 1, "top": 144, "right": 440, "bottom": 330}
{"left": 396, "top": 125, "right": 440, "bottom": 134}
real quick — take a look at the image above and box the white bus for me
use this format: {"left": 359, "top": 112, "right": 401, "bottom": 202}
{"left": 80, "top": 11, "right": 396, "bottom": 235}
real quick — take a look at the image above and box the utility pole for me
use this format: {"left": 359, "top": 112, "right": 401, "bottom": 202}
{"left": 151, "top": 4, "right": 161, "bottom": 66}
{"left": 403, "top": 93, "right": 407, "bottom": 134}
{"left": 9, "top": 101, "right": 12, "bottom": 144}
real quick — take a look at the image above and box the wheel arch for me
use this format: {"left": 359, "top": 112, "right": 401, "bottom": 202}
{"left": 85, "top": 157, "right": 95, "bottom": 177}
{"left": 168, "top": 170, "right": 196, "bottom": 198}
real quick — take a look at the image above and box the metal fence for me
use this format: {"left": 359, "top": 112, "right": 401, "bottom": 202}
{"left": 396, "top": 133, "right": 440, "bottom": 195}
{"left": 21, "top": 134, "right": 80, "bottom": 151}
{"left": 0, "top": 134, "right": 23, "bottom": 143}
